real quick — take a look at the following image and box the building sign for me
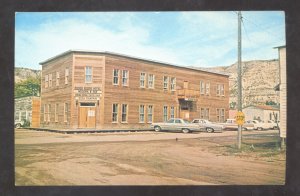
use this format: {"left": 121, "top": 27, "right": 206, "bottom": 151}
{"left": 74, "top": 87, "right": 102, "bottom": 101}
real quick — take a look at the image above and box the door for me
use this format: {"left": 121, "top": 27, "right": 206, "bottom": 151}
{"left": 79, "top": 105, "right": 96, "bottom": 128}
{"left": 180, "top": 110, "right": 190, "bottom": 120}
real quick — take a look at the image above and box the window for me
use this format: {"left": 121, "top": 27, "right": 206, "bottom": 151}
{"left": 175, "top": 119, "right": 181, "bottom": 123}
{"left": 112, "top": 104, "right": 118, "bottom": 122}
{"left": 21, "top": 111, "right": 26, "bottom": 121}
{"left": 140, "top": 72, "right": 146, "bottom": 88}
{"left": 65, "top": 68, "right": 69, "bottom": 84}
{"left": 206, "top": 82, "right": 210, "bottom": 95}
{"left": 139, "top": 105, "right": 145, "bottom": 123}
{"left": 220, "top": 84, "right": 224, "bottom": 96}
{"left": 217, "top": 84, "right": 225, "bottom": 96}
{"left": 216, "top": 108, "right": 225, "bottom": 122}
{"left": 170, "top": 77, "right": 176, "bottom": 91}
{"left": 113, "top": 69, "right": 119, "bottom": 85}
{"left": 170, "top": 106, "right": 175, "bottom": 118}
{"left": 122, "top": 70, "right": 129, "bottom": 86}
{"left": 56, "top": 71, "right": 60, "bottom": 86}
{"left": 49, "top": 74, "right": 52, "bottom": 87}
{"left": 55, "top": 103, "right": 59, "bottom": 122}
{"left": 201, "top": 108, "right": 205, "bottom": 119}
{"left": 121, "top": 104, "right": 128, "bottom": 122}
{"left": 205, "top": 108, "right": 210, "bottom": 120}
{"left": 163, "top": 106, "right": 168, "bottom": 122}
{"left": 45, "top": 75, "right": 48, "bottom": 88}
{"left": 163, "top": 76, "right": 169, "bottom": 90}
{"left": 200, "top": 81, "right": 205, "bottom": 94}
{"left": 85, "top": 66, "right": 92, "bottom": 83}
{"left": 48, "top": 104, "right": 51, "bottom": 122}
{"left": 43, "top": 104, "right": 46, "bottom": 122}
{"left": 15, "top": 111, "right": 20, "bottom": 121}
{"left": 64, "top": 103, "right": 68, "bottom": 122}
{"left": 148, "top": 105, "right": 153, "bottom": 123}
{"left": 148, "top": 74, "right": 154, "bottom": 88}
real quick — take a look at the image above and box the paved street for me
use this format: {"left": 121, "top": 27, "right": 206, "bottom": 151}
{"left": 15, "top": 129, "right": 285, "bottom": 185}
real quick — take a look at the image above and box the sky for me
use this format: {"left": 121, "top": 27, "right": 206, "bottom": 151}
{"left": 15, "top": 11, "right": 285, "bottom": 70}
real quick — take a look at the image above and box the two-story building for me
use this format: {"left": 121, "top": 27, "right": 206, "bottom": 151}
{"left": 40, "top": 50, "right": 229, "bottom": 130}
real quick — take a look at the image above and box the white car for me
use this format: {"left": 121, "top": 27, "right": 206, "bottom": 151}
{"left": 251, "top": 120, "right": 270, "bottom": 130}
{"left": 151, "top": 118, "right": 202, "bottom": 133}
{"left": 191, "top": 119, "right": 224, "bottom": 132}
{"left": 265, "top": 120, "right": 279, "bottom": 129}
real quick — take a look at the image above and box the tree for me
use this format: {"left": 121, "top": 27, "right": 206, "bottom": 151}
{"left": 15, "top": 76, "right": 41, "bottom": 98}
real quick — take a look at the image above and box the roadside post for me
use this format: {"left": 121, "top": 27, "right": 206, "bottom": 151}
{"left": 236, "top": 111, "right": 245, "bottom": 149}
{"left": 237, "top": 11, "right": 243, "bottom": 149}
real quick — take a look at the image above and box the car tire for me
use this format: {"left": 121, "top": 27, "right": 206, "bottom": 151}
{"left": 182, "top": 128, "right": 190, "bottom": 134}
{"left": 154, "top": 126, "right": 161, "bottom": 132}
{"left": 206, "top": 127, "right": 214, "bottom": 133}
{"left": 15, "top": 123, "right": 21, "bottom": 129}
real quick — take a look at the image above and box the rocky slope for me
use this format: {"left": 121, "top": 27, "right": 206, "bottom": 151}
{"left": 15, "top": 67, "right": 41, "bottom": 83}
{"left": 202, "top": 59, "right": 280, "bottom": 108}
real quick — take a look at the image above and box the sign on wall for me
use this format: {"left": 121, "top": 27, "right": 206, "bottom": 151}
{"left": 74, "top": 87, "right": 102, "bottom": 101}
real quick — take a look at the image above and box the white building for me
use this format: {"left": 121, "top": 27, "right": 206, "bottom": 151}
{"left": 243, "top": 105, "right": 280, "bottom": 122}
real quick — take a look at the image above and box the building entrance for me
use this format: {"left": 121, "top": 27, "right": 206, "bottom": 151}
{"left": 79, "top": 102, "right": 96, "bottom": 128}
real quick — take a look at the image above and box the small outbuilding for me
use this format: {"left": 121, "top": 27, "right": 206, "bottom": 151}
{"left": 243, "top": 105, "right": 280, "bottom": 122}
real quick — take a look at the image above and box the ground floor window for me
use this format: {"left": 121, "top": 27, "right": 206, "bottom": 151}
{"left": 201, "top": 108, "right": 210, "bottom": 119}
{"left": 163, "top": 106, "right": 168, "bottom": 122}
{"left": 64, "top": 103, "right": 68, "bottom": 122}
{"left": 122, "top": 104, "right": 128, "bottom": 122}
{"left": 216, "top": 108, "right": 225, "bottom": 122}
{"left": 112, "top": 103, "right": 118, "bottom": 122}
{"left": 55, "top": 103, "right": 59, "bottom": 122}
{"left": 139, "top": 105, "right": 145, "bottom": 123}
{"left": 15, "top": 111, "right": 20, "bottom": 121}
{"left": 170, "top": 106, "right": 175, "bottom": 119}
{"left": 148, "top": 105, "right": 153, "bottom": 123}
{"left": 48, "top": 104, "right": 51, "bottom": 122}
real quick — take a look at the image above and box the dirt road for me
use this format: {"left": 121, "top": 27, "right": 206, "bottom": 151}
{"left": 15, "top": 129, "right": 285, "bottom": 185}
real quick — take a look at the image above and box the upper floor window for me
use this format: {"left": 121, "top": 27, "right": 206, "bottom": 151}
{"left": 65, "top": 68, "right": 69, "bottom": 85}
{"left": 122, "top": 70, "right": 129, "bottom": 86}
{"left": 140, "top": 72, "right": 146, "bottom": 88}
{"left": 217, "top": 84, "right": 225, "bottom": 96}
{"left": 49, "top": 74, "right": 52, "bottom": 87}
{"left": 113, "top": 69, "right": 119, "bottom": 85}
{"left": 170, "top": 77, "right": 176, "bottom": 91}
{"left": 163, "top": 76, "right": 169, "bottom": 90}
{"left": 148, "top": 74, "right": 155, "bottom": 88}
{"left": 206, "top": 82, "right": 210, "bottom": 95}
{"left": 45, "top": 75, "right": 48, "bottom": 88}
{"left": 85, "top": 66, "right": 92, "bottom": 83}
{"left": 200, "top": 81, "right": 205, "bottom": 94}
{"left": 56, "top": 71, "right": 60, "bottom": 86}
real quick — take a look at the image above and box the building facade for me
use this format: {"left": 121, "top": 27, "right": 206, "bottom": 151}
{"left": 15, "top": 96, "right": 41, "bottom": 127}
{"left": 243, "top": 105, "right": 280, "bottom": 122}
{"left": 40, "top": 50, "right": 229, "bottom": 130}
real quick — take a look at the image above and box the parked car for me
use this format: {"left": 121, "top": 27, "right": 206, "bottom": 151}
{"left": 191, "top": 119, "right": 224, "bottom": 132}
{"left": 14, "top": 119, "right": 25, "bottom": 128}
{"left": 221, "top": 119, "right": 254, "bottom": 131}
{"left": 151, "top": 118, "right": 203, "bottom": 133}
{"left": 266, "top": 120, "right": 279, "bottom": 129}
{"left": 251, "top": 120, "right": 270, "bottom": 130}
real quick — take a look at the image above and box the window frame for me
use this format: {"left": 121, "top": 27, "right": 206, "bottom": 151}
{"left": 206, "top": 82, "right": 210, "bottom": 95}
{"left": 148, "top": 74, "right": 155, "bottom": 89}
{"left": 170, "top": 106, "right": 175, "bottom": 119}
{"left": 64, "top": 103, "right": 68, "bottom": 122}
{"left": 85, "top": 66, "right": 93, "bottom": 83}
{"left": 113, "top": 69, "right": 119, "bottom": 85}
{"left": 122, "top": 70, "right": 129, "bottom": 86}
{"left": 163, "top": 76, "right": 169, "bottom": 91}
{"left": 140, "top": 72, "right": 146, "bottom": 88}
{"left": 200, "top": 81, "right": 205, "bottom": 94}
{"left": 112, "top": 103, "right": 118, "bottom": 123}
{"left": 56, "top": 71, "right": 60, "bottom": 86}
{"left": 147, "top": 105, "right": 153, "bottom": 123}
{"left": 121, "top": 104, "right": 128, "bottom": 123}
{"left": 163, "top": 106, "right": 168, "bottom": 122}
{"left": 45, "top": 75, "right": 48, "bottom": 88}
{"left": 65, "top": 68, "right": 69, "bottom": 85}
{"left": 170, "top": 77, "right": 176, "bottom": 91}
{"left": 55, "top": 103, "right": 59, "bottom": 122}
{"left": 139, "top": 105, "right": 145, "bottom": 123}
{"left": 49, "top": 74, "right": 52, "bottom": 87}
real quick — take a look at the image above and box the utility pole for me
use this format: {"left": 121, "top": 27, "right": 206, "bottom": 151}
{"left": 237, "top": 11, "right": 243, "bottom": 149}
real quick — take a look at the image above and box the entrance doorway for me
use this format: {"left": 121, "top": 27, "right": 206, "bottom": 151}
{"left": 79, "top": 102, "right": 96, "bottom": 128}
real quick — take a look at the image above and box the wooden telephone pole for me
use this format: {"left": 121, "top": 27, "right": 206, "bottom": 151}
{"left": 237, "top": 11, "right": 243, "bottom": 149}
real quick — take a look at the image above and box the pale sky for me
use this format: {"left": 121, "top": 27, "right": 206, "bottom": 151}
{"left": 15, "top": 11, "right": 285, "bottom": 70}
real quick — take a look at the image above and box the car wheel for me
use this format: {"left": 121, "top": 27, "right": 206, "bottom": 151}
{"left": 15, "top": 123, "right": 21, "bottom": 128}
{"left": 257, "top": 127, "right": 263, "bottom": 131}
{"left": 154, "top": 126, "right": 161, "bottom": 132}
{"left": 206, "top": 127, "right": 214, "bottom": 133}
{"left": 242, "top": 127, "right": 247, "bottom": 131}
{"left": 182, "top": 128, "right": 190, "bottom": 134}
